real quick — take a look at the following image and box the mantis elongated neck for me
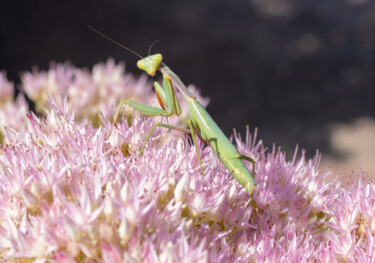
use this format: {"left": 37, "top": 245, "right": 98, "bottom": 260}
{"left": 160, "top": 64, "right": 197, "bottom": 100}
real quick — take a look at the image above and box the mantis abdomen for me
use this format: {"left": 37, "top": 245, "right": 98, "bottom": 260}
{"left": 187, "top": 98, "right": 256, "bottom": 193}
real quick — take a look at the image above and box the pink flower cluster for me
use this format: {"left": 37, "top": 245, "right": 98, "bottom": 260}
{"left": 0, "top": 61, "right": 374, "bottom": 262}
{"left": 0, "top": 73, "right": 28, "bottom": 143}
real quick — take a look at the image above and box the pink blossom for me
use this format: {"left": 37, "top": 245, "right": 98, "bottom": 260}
{"left": 0, "top": 72, "right": 29, "bottom": 144}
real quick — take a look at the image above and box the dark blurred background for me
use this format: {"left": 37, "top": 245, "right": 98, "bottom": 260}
{"left": 1, "top": 0, "right": 375, "bottom": 167}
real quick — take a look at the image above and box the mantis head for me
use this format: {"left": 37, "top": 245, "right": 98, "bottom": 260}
{"left": 137, "top": 54, "right": 163, "bottom": 76}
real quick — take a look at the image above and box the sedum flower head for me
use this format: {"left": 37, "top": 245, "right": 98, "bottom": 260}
{"left": 0, "top": 60, "right": 373, "bottom": 262}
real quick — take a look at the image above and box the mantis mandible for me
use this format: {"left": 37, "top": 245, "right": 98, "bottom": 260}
{"left": 89, "top": 26, "right": 256, "bottom": 194}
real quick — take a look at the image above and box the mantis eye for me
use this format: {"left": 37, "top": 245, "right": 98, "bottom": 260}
{"left": 137, "top": 54, "right": 163, "bottom": 76}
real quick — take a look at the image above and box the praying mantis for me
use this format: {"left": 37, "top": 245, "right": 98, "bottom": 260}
{"left": 89, "top": 26, "right": 256, "bottom": 194}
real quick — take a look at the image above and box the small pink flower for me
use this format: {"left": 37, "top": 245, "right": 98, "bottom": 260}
{"left": 0, "top": 71, "right": 14, "bottom": 104}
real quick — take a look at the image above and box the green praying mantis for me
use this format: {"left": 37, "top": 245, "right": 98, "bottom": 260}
{"left": 89, "top": 26, "right": 256, "bottom": 194}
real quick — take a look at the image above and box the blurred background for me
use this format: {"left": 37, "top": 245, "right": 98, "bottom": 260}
{"left": 1, "top": 0, "right": 375, "bottom": 177}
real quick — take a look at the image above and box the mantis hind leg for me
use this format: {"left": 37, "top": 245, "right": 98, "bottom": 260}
{"left": 240, "top": 154, "right": 255, "bottom": 179}
{"left": 188, "top": 120, "right": 205, "bottom": 177}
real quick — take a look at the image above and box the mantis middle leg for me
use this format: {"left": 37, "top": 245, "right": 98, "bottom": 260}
{"left": 139, "top": 121, "right": 205, "bottom": 176}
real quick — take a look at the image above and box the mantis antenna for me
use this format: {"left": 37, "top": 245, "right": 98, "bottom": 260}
{"left": 148, "top": 40, "right": 160, "bottom": 56}
{"left": 87, "top": 25, "right": 143, "bottom": 59}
